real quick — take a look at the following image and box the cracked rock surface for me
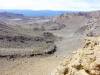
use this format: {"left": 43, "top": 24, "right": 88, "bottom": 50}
{"left": 53, "top": 37, "right": 100, "bottom": 75}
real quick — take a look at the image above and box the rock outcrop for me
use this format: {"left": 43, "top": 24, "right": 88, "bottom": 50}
{"left": 53, "top": 37, "right": 100, "bottom": 75}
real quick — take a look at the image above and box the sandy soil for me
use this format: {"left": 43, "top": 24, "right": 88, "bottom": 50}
{"left": 0, "top": 56, "right": 62, "bottom": 75}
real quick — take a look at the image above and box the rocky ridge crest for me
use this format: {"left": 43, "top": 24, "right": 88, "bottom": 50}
{"left": 53, "top": 37, "right": 100, "bottom": 75}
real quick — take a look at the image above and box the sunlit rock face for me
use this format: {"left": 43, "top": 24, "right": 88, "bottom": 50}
{"left": 53, "top": 37, "right": 100, "bottom": 75}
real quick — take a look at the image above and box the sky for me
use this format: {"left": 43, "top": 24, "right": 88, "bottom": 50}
{"left": 0, "top": 0, "right": 100, "bottom": 11}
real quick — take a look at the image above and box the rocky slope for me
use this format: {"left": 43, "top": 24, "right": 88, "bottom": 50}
{"left": 53, "top": 11, "right": 100, "bottom": 37}
{"left": 53, "top": 36, "right": 100, "bottom": 75}
{"left": 0, "top": 18, "right": 56, "bottom": 58}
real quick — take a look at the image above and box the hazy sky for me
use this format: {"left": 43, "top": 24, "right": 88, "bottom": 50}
{"left": 0, "top": 0, "right": 100, "bottom": 11}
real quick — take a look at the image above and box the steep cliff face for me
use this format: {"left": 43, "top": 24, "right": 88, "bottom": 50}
{"left": 53, "top": 37, "right": 100, "bottom": 75}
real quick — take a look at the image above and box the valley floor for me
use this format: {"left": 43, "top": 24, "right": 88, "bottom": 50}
{"left": 0, "top": 30, "right": 83, "bottom": 75}
{"left": 0, "top": 56, "right": 60, "bottom": 75}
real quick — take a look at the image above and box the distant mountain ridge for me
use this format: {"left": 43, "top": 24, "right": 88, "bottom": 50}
{"left": 0, "top": 9, "right": 70, "bottom": 16}
{"left": 0, "top": 12, "right": 24, "bottom": 18}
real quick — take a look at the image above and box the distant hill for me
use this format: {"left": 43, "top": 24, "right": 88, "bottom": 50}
{"left": 0, "top": 9, "right": 69, "bottom": 16}
{"left": 0, "top": 12, "right": 24, "bottom": 18}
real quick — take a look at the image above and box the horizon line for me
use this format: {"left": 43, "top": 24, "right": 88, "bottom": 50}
{"left": 0, "top": 9, "right": 100, "bottom": 12}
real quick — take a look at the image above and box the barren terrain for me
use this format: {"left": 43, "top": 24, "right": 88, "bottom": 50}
{"left": 0, "top": 11, "right": 100, "bottom": 75}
